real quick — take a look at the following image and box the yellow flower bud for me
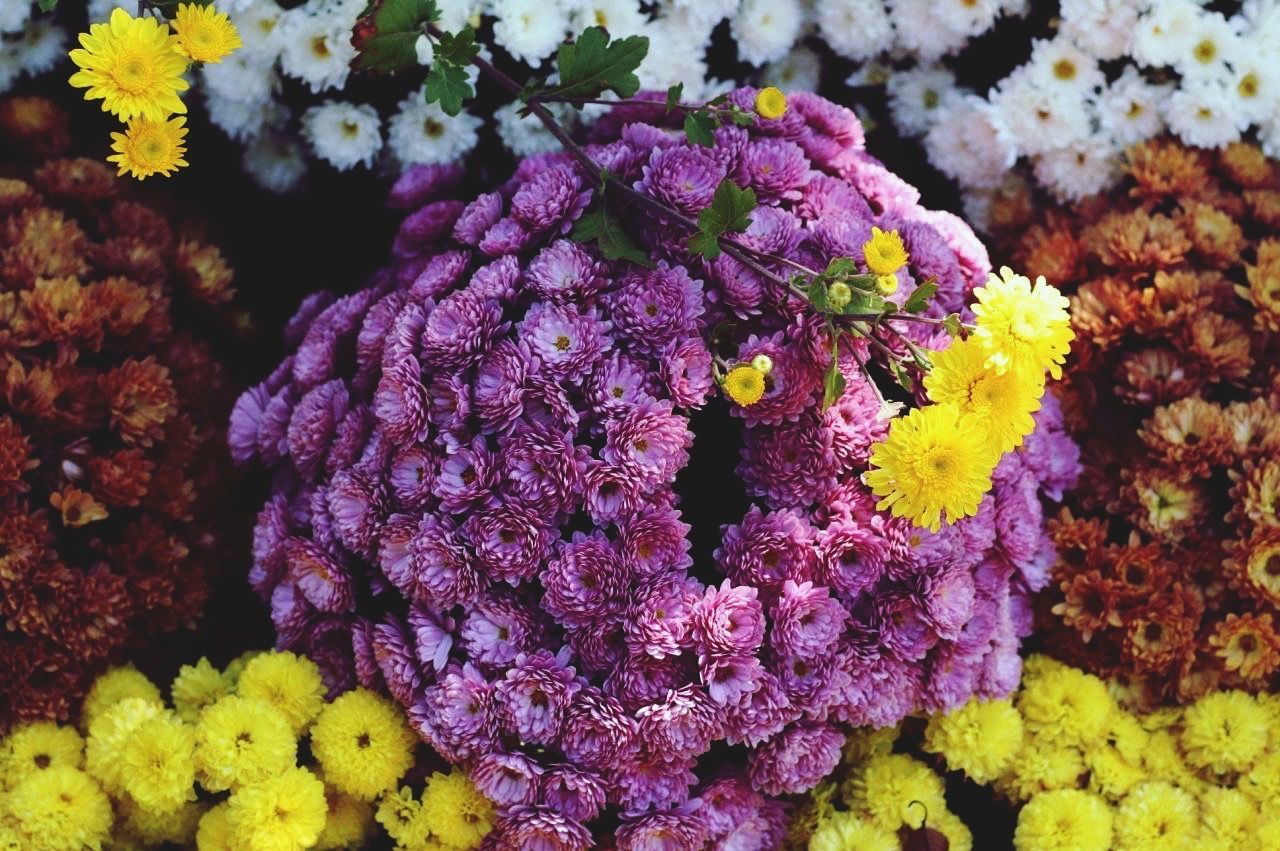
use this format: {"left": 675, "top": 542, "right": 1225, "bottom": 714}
{"left": 876, "top": 273, "right": 899, "bottom": 295}
{"left": 754, "top": 87, "right": 787, "bottom": 120}
{"left": 750, "top": 353, "right": 774, "bottom": 375}
{"left": 827, "top": 281, "right": 852, "bottom": 309}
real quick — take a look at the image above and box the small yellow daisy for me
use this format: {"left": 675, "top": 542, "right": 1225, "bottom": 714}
{"left": 724, "top": 365, "right": 766, "bottom": 406}
{"left": 68, "top": 7, "right": 190, "bottom": 121}
{"left": 108, "top": 116, "right": 189, "bottom": 179}
{"left": 863, "top": 226, "right": 909, "bottom": 277}
{"left": 754, "top": 86, "right": 788, "bottom": 120}
{"left": 172, "top": 3, "right": 242, "bottom": 64}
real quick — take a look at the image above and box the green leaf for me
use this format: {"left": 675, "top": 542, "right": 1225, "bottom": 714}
{"left": 355, "top": 0, "right": 440, "bottom": 73}
{"left": 572, "top": 206, "right": 653, "bottom": 267}
{"left": 889, "top": 359, "right": 916, "bottom": 393}
{"left": 550, "top": 27, "right": 649, "bottom": 100}
{"left": 902, "top": 277, "right": 938, "bottom": 314}
{"left": 729, "top": 107, "right": 756, "bottom": 127}
{"left": 822, "top": 342, "right": 846, "bottom": 411}
{"left": 433, "top": 24, "right": 479, "bottom": 65}
{"left": 806, "top": 278, "right": 829, "bottom": 312}
{"left": 683, "top": 111, "right": 716, "bottom": 147}
{"left": 840, "top": 291, "right": 885, "bottom": 315}
{"left": 37, "top": 0, "right": 58, "bottom": 11}
{"left": 687, "top": 180, "right": 756, "bottom": 260}
{"left": 665, "top": 83, "right": 683, "bottom": 113}
{"left": 943, "top": 313, "right": 964, "bottom": 338}
{"left": 425, "top": 62, "right": 473, "bottom": 116}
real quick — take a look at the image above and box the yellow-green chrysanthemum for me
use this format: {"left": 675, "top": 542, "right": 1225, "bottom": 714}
{"left": 226, "top": 766, "right": 328, "bottom": 851}
{"left": 119, "top": 712, "right": 197, "bottom": 814}
{"left": 1199, "top": 787, "right": 1258, "bottom": 846}
{"left": 68, "top": 7, "right": 190, "bottom": 121}
{"left": 1112, "top": 781, "right": 1199, "bottom": 850}
{"left": 235, "top": 651, "right": 326, "bottom": 734}
{"left": 80, "top": 665, "right": 163, "bottom": 731}
{"left": 171, "top": 657, "right": 233, "bottom": 723}
{"left": 1181, "top": 690, "right": 1270, "bottom": 775}
{"left": 1014, "top": 789, "right": 1113, "bottom": 851}
{"left": 863, "top": 226, "right": 909, "bottom": 277}
{"left": 0, "top": 722, "right": 84, "bottom": 790}
{"left": 172, "top": 3, "right": 241, "bottom": 63}
{"left": 865, "top": 402, "right": 996, "bottom": 532}
{"left": 724, "top": 365, "right": 766, "bottom": 406}
{"left": 375, "top": 786, "right": 433, "bottom": 849}
{"left": 971, "top": 266, "right": 1073, "bottom": 379}
{"left": 310, "top": 688, "right": 416, "bottom": 801}
{"left": 809, "top": 811, "right": 898, "bottom": 851}
{"left": 420, "top": 771, "right": 495, "bottom": 849}
{"left": 924, "top": 697, "right": 1024, "bottom": 784}
{"left": 1085, "top": 745, "right": 1145, "bottom": 801}
{"left": 923, "top": 336, "right": 1043, "bottom": 453}
{"left": 117, "top": 795, "right": 204, "bottom": 846}
{"left": 194, "top": 695, "right": 296, "bottom": 792}
{"left": 999, "top": 742, "right": 1086, "bottom": 801}
{"left": 108, "top": 116, "right": 189, "bottom": 180}
{"left": 5, "top": 766, "right": 113, "bottom": 850}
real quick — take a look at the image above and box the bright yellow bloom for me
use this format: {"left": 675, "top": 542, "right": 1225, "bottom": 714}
{"left": 375, "top": 786, "right": 432, "bottom": 848}
{"left": 172, "top": 3, "right": 242, "bottom": 63}
{"left": 68, "top": 7, "right": 190, "bottom": 121}
{"left": 1000, "top": 742, "right": 1085, "bottom": 801}
{"left": 0, "top": 722, "right": 83, "bottom": 790}
{"left": 80, "top": 665, "right": 163, "bottom": 731}
{"left": 875, "top": 272, "right": 899, "bottom": 295}
{"left": 118, "top": 795, "right": 204, "bottom": 846}
{"left": 310, "top": 688, "right": 416, "bottom": 801}
{"left": 924, "top": 336, "right": 1043, "bottom": 453}
{"left": 865, "top": 403, "right": 996, "bottom": 532}
{"left": 724, "top": 365, "right": 766, "bottom": 406}
{"left": 171, "top": 656, "right": 234, "bottom": 723}
{"left": 1014, "top": 789, "right": 1113, "bottom": 851}
{"left": 933, "top": 809, "right": 974, "bottom": 851}
{"left": 1199, "top": 787, "right": 1258, "bottom": 846}
{"left": 754, "top": 86, "right": 787, "bottom": 119}
{"left": 1017, "top": 661, "right": 1114, "bottom": 748}
{"left": 1181, "top": 690, "right": 1270, "bottom": 775}
{"left": 4, "top": 766, "right": 113, "bottom": 851}
{"left": 809, "top": 811, "right": 897, "bottom": 851}
{"left": 971, "top": 266, "right": 1073, "bottom": 380}
{"left": 845, "top": 754, "right": 947, "bottom": 831}
{"left": 84, "top": 696, "right": 165, "bottom": 795}
{"left": 863, "top": 226, "right": 909, "bottom": 277}
{"left": 226, "top": 766, "right": 328, "bottom": 851}
{"left": 119, "top": 712, "right": 197, "bottom": 814}
{"left": 924, "top": 697, "right": 1024, "bottom": 784}
{"left": 108, "top": 116, "right": 189, "bottom": 180}
{"left": 196, "top": 802, "right": 234, "bottom": 851}
{"left": 1112, "top": 781, "right": 1199, "bottom": 850}
{"left": 235, "top": 651, "right": 326, "bottom": 734}
{"left": 314, "top": 786, "right": 373, "bottom": 850}
{"left": 420, "top": 771, "right": 496, "bottom": 848}
{"left": 194, "top": 695, "right": 296, "bottom": 793}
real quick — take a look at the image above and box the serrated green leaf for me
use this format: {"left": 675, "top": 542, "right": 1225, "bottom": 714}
{"left": 434, "top": 24, "right": 479, "bottom": 65}
{"left": 550, "top": 27, "right": 649, "bottom": 101}
{"left": 823, "top": 257, "right": 858, "bottom": 280}
{"left": 806, "top": 279, "right": 829, "bottom": 312}
{"left": 687, "top": 180, "right": 756, "bottom": 260}
{"left": 355, "top": 0, "right": 440, "bottom": 73}
{"left": 903, "top": 277, "right": 938, "bottom": 314}
{"left": 37, "top": 0, "right": 58, "bottom": 11}
{"left": 943, "top": 313, "right": 964, "bottom": 338}
{"left": 683, "top": 111, "right": 716, "bottom": 147}
{"left": 665, "top": 83, "right": 683, "bottom": 113}
{"left": 572, "top": 206, "right": 653, "bottom": 267}
{"left": 425, "top": 62, "right": 473, "bottom": 115}
{"left": 848, "top": 274, "right": 879, "bottom": 290}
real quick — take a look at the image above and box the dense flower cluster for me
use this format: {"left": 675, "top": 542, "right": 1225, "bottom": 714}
{"left": 0, "top": 96, "right": 242, "bottom": 729}
{"left": 925, "top": 655, "right": 1280, "bottom": 851}
{"left": 232, "top": 87, "right": 1075, "bottom": 844}
{"left": 993, "top": 138, "right": 1280, "bottom": 707}
{"left": 0, "top": 650, "right": 492, "bottom": 850}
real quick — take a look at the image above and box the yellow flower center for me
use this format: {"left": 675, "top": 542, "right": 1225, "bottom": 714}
{"left": 724, "top": 365, "right": 766, "bottom": 406}
{"left": 312, "top": 36, "right": 330, "bottom": 57}
{"left": 1193, "top": 39, "right": 1217, "bottom": 63}
{"left": 110, "top": 49, "right": 158, "bottom": 94}
{"left": 913, "top": 446, "right": 957, "bottom": 485}
{"left": 1052, "top": 59, "right": 1076, "bottom": 81}
{"left": 1238, "top": 73, "right": 1259, "bottom": 98}
{"left": 424, "top": 118, "right": 444, "bottom": 137}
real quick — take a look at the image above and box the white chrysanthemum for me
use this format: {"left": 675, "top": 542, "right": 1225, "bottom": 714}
{"left": 667, "top": 0, "right": 740, "bottom": 29}
{"left": 492, "top": 0, "right": 569, "bottom": 66}
{"left": 1132, "top": 0, "right": 1202, "bottom": 67}
{"left": 243, "top": 130, "right": 308, "bottom": 193}
{"left": 201, "top": 52, "right": 279, "bottom": 105}
{"left": 1260, "top": 112, "right": 1280, "bottom": 160}
{"left": 279, "top": 8, "right": 357, "bottom": 93}
{"left": 388, "top": 96, "right": 481, "bottom": 166}
{"left": 763, "top": 46, "right": 822, "bottom": 93}
{"left": 14, "top": 19, "right": 66, "bottom": 76}
{"left": 303, "top": 101, "right": 383, "bottom": 171}
{"left": 0, "top": 1, "right": 31, "bottom": 34}
{"left": 1025, "top": 36, "right": 1106, "bottom": 94}
{"left": 1173, "top": 10, "right": 1243, "bottom": 80}
{"left": 1164, "top": 79, "right": 1247, "bottom": 148}
{"left": 889, "top": 0, "right": 970, "bottom": 60}
{"left": 570, "top": 0, "right": 649, "bottom": 37}
{"left": 1097, "top": 67, "right": 1167, "bottom": 146}
{"left": 496, "top": 101, "right": 561, "bottom": 156}
{"left": 88, "top": 0, "right": 139, "bottom": 21}
{"left": 924, "top": 96, "right": 1017, "bottom": 189}
{"left": 816, "top": 0, "right": 893, "bottom": 62}
{"left": 206, "top": 91, "right": 283, "bottom": 141}
{"left": 637, "top": 20, "right": 713, "bottom": 98}
{"left": 232, "top": 0, "right": 287, "bottom": 60}
{"left": 0, "top": 50, "right": 19, "bottom": 95}
{"left": 1059, "top": 0, "right": 1140, "bottom": 60}
{"left": 1034, "top": 140, "right": 1122, "bottom": 201}
{"left": 1241, "top": 0, "right": 1280, "bottom": 53}
{"left": 437, "top": 0, "right": 485, "bottom": 32}
{"left": 1228, "top": 50, "right": 1280, "bottom": 124}
{"left": 991, "top": 70, "right": 1093, "bottom": 155}
{"left": 731, "top": 0, "right": 804, "bottom": 66}
{"left": 886, "top": 65, "right": 959, "bottom": 136}
{"left": 930, "top": 0, "right": 1001, "bottom": 39}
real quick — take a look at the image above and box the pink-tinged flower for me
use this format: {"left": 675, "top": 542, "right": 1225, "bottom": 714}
{"left": 920, "top": 564, "right": 977, "bottom": 642}
{"left": 285, "top": 538, "right": 355, "bottom": 614}
{"left": 388, "top": 162, "right": 463, "bottom": 210}
{"left": 636, "top": 685, "right": 721, "bottom": 761}
{"left": 636, "top": 145, "right": 726, "bottom": 216}
{"left": 731, "top": 333, "right": 820, "bottom": 427}
{"left": 410, "top": 662, "right": 497, "bottom": 763}
{"left": 351, "top": 618, "right": 383, "bottom": 692}
{"left": 472, "top": 340, "right": 531, "bottom": 434}
{"left": 602, "top": 399, "right": 691, "bottom": 488}
{"left": 526, "top": 240, "right": 607, "bottom": 303}
{"left": 541, "top": 531, "right": 630, "bottom": 629}
{"left": 453, "top": 191, "right": 503, "bottom": 246}
{"left": 816, "top": 517, "right": 896, "bottom": 601}
{"left": 419, "top": 288, "right": 509, "bottom": 371}
{"left": 739, "top": 415, "right": 840, "bottom": 509}
{"left": 619, "top": 503, "right": 694, "bottom": 578}
{"left": 287, "top": 379, "right": 349, "bottom": 480}
{"left": 699, "top": 774, "right": 766, "bottom": 841}
{"left": 823, "top": 373, "right": 890, "bottom": 468}
{"left": 326, "top": 468, "right": 385, "bottom": 558}
{"left": 478, "top": 216, "right": 535, "bottom": 256}
{"left": 586, "top": 353, "right": 657, "bottom": 419}
{"left": 840, "top": 151, "right": 921, "bottom": 216}
{"left": 873, "top": 586, "right": 938, "bottom": 662}
{"left": 810, "top": 209, "right": 875, "bottom": 261}
{"left": 374, "top": 357, "right": 429, "bottom": 448}
{"left": 490, "top": 806, "right": 593, "bottom": 850}
{"left": 625, "top": 574, "right": 701, "bottom": 660}
{"left": 500, "top": 427, "right": 583, "bottom": 518}
{"left": 387, "top": 514, "right": 480, "bottom": 608}
{"left": 736, "top": 138, "right": 811, "bottom": 203}
{"left": 229, "top": 382, "right": 271, "bottom": 465}
{"left": 771, "top": 580, "right": 847, "bottom": 657}
{"left": 660, "top": 336, "right": 715, "bottom": 409}
{"left": 746, "top": 722, "right": 844, "bottom": 795}
{"left": 566, "top": 618, "right": 628, "bottom": 675}
{"left": 406, "top": 604, "right": 455, "bottom": 673}
{"left": 519, "top": 301, "right": 612, "bottom": 383}
{"left": 460, "top": 591, "right": 542, "bottom": 668}
{"left": 511, "top": 164, "right": 592, "bottom": 233}
{"left": 700, "top": 653, "right": 764, "bottom": 707}
{"left": 611, "top": 264, "right": 705, "bottom": 353}
{"left": 327, "top": 406, "right": 377, "bottom": 477}
{"left": 604, "top": 652, "right": 686, "bottom": 710}
{"left": 407, "top": 250, "right": 470, "bottom": 302}
{"left": 560, "top": 688, "right": 639, "bottom": 771}
{"left": 692, "top": 581, "right": 766, "bottom": 657}
{"left": 796, "top": 173, "right": 874, "bottom": 222}
{"left": 473, "top": 751, "right": 544, "bottom": 809}
{"left": 387, "top": 444, "right": 435, "bottom": 509}
{"left": 392, "top": 200, "right": 466, "bottom": 258}
{"left": 494, "top": 650, "right": 580, "bottom": 746}
{"left": 541, "top": 765, "right": 608, "bottom": 824}
{"left": 372, "top": 617, "right": 421, "bottom": 706}
{"left": 716, "top": 507, "right": 818, "bottom": 595}
{"left": 581, "top": 461, "right": 642, "bottom": 525}
{"left": 616, "top": 808, "right": 709, "bottom": 851}
{"left": 612, "top": 756, "right": 699, "bottom": 812}
{"left": 722, "top": 671, "right": 798, "bottom": 747}
{"left": 435, "top": 436, "right": 499, "bottom": 514}
{"left": 464, "top": 502, "right": 553, "bottom": 585}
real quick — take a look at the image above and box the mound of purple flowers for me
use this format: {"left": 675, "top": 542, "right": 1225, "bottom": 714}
{"left": 230, "top": 89, "right": 1078, "bottom": 848}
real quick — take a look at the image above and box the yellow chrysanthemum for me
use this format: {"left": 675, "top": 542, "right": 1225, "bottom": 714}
{"left": 1113, "top": 782, "right": 1199, "bottom": 851}
{"left": 172, "top": 3, "right": 241, "bottom": 63}
{"left": 68, "top": 7, "right": 190, "bottom": 121}
{"left": 933, "top": 809, "right": 974, "bottom": 851}
{"left": 224, "top": 650, "right": 264, "bottom": 684}
{"left": 865, "top": 402, "right": 996, "bottom": 532}
{"left": 235, "top": 651, "right": 326, "bottom": 734}
{"left": 809, "top": 811, "right": 897, "bottom": 851}
{"left": 1085, "top": 745, "right": 1145, "bottom": 801}
{"left": 171, "top": 657, "right": 234, "bottom": 723}
{"left": 1017, "top": 663, "right": 1114, "bottom": 748}
{"left": 108, "top": 116, "right": 189, "bottom": 180}
{"left": 310, "top": 688, "right": 416, "bottom": 801}
{"left": 863, "top": 226, "right": 909, "bottom": 277}
{"left": 842, "top": 727, "right": 897, "bottom": 765}
{"left": 226, "top": 766, "right": 328, "bottom": 851}
{"left": 196, "top": 802, "right": 234, "bottom": 851}
{"left": 315, "top": 786, "right": 373, "bottom": 851}
{"left": 420, "top": 771, "right": 496, "bottom": 849}
{"left": 846, "top": 754, "right": 947, "bottom": 831}
{"left": 723, "top": 365, "right": 766, "bottom": 406}
{"left": 923, "top": 337, "right": 1043, "bottom": 453}
{"left": 4, "top": 766, "right": 113, "bottom": 851}
{"left": 971, "top": 266, "right": 1073, "bottom": 379}
{"left": 1239, "top": 750, "right": 1280, "bottom": 804}
{"left": 375, "top": 786, "right": 432, "bottom": 848}
{"left": 1181, "top": 690, "right": 1270, "bottom": 775}
{"left": 924, "top": 697, "right": 1024, "bottom": 784}
{"left": 119, "top": 712, "right": 196, "bottom": 814}
{"left": 85, "top": 696, "right": 165, "bottom": 795}
{"left": 0, "top": 722, "right": 83, "bottom": 790}
{"left": 1140, "top": 730, "right": 1201, "bottom": 790}
{"left": 1107, "top": 713, "right": 1150, "bottom": 764}
{"left": 999, "top": 742, "right": 1085, "bottom": 801}
{"left": 1014, "top": 789, "right": 1113, "bottom": 851}
{"left": 754, "top": 86, "right": 787, "bottom": 119}
{"left": 117, "top": 795, "right": 204, "bottom": 846}
{"left": 1199, "top": 787, "right": 1257, "bottom": 846}
{"left": 80, "top": 666, "right": 163, "bottom": 731}
{"left": 194, "top": 695, "right": 296, "bottom": 793}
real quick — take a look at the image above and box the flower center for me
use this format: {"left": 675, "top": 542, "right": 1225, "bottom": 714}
{"left": 554, "top": 334, "right": 571, "bottom": 351}
{"left": 311, "top": 35, "right": 330, "bottom": 58}
{"left": 1239, "top": 74, "right": 1260, "bottom": 98}
{"left": 1193, "top": 39, "right": 1217, "bottom": 63}
{"left": 111, "top": 50, "right": 157, "bottom": 94}
{"left": 1052, "top": 59, "right": 1076, "bottom": 81}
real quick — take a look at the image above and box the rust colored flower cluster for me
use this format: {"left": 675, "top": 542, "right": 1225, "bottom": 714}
{"left": 0, "top": 97, "right": 240, "bottom": 729}
{"left": 994, "top": 139, "right": 1280, "bottom": 709}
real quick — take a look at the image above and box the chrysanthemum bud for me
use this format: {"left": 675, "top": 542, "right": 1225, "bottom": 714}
{"left": 828, "top": 281, "right": 852, "bottom": 309}
{"left": 750, "top": 354, "right": 774, "bottom": 375}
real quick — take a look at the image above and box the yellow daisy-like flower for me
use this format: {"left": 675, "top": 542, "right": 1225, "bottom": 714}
{"left": 845, "top": 753, "right": 947, "bottom": 831}
{"left": 971, "top": 266, "right": 1074, "bottom": 380}
{"left": 1180, "top": 690, "right": 1270, "bottom": 775}
{"left": 235, "top": 651, "right": 326, "bottom": 734}
{"left": 315, "top": 786, "right": 374, "bottom": 851}
{"left": 1112, "top": 781, "right": 1199, "bottom": 850}
{"left": 375, "top": 786, "right": 430, "bottom": 848}
{"left": 863, "top": 226, "right": 909, "bottom": 277}
{"left": 85, "top": 696, "right": 165, "bottom": 795}
{"left": 924, "top": 697, "right": 1024, "bottom": 784}
{"left": 420, "top": 770, "right": 496, "bottom": 849}
{"left": 1199, "top": 787, "right": 1258, "bottom": 846}
{"left": 226, "top": 766, "right": 328, "bottom": 851}
{"left": 1017, "top": 663, "right": 1114, "bottom": 748}
{"left": 924, "top": 336, "right": 1043, "bottom": 454}
{"left": 171, "top": 657, "right": 234, "bottom": 723}
{"left": 120, "top": 712, "right": 197, "bottom": 814}
{"left": 172, "top": 3, "right": 242, "bottom": 63}
{"left": 865, "top": 403, "right": 996, "bottom": 532}
{"left": 0, "top": 722, "right": 84, "bottom": 790}
{"left": 724, "top": 364, "right": 766, "bottom": 406}
{"left": 68, "top": 7, "right": 190, "bottom": 121}
{"left": 108, "top": 116, "right": 189, "bottom": 180}
{"left": 754, "top": 86, "right": 787, "bottom": 120}
{"left": 194, "top": 695, "right": 296, "bottom": 793}
{"left": 310, "top": 688, "right": 416, "bottom": 801}
{"left": 1014, "top": 789, "right": 1113, "bottom": 851}
{"left": 809, "top": 811, "right": 898, "bottom": 851}
{"left": 80, "top": 665, "right": 163, "bottom": 731}
{"left": 4, "top": 766, "right": 113, "bottom": 851}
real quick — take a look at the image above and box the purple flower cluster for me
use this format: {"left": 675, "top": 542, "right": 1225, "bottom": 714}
{"left": 231, "top": 90, "right": 1077, "bottom": 847}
